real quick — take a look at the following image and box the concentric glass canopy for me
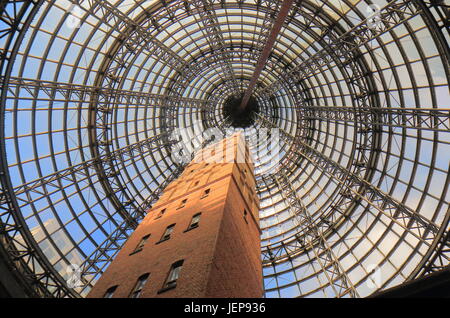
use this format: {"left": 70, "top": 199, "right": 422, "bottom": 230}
{"left": 0, "top": 0, "right": 449, "bottom": 298}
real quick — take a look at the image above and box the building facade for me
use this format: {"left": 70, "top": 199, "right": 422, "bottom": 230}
{"left": 87, "top": 133, "right": 262, "bottom": 298}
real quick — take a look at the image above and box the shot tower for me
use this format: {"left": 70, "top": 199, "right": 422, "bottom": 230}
{"left": 87, "top": 133, "right": 262, "bottom": 298}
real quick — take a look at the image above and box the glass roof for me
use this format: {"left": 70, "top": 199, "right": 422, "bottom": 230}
{"left": 0, "top": 0, "right": 449, "bottom": 298}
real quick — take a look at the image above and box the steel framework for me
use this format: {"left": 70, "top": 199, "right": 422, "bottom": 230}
{"left": 0, "top": 0, "right": 449, "bottom": 298}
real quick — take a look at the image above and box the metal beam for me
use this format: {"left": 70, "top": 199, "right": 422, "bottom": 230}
{"left": 239, "top": 0, "right": 295, "bottom": 111}
{"left": 11, "top": 132, "right": 179, "bottom": 288}
{"left": 13, "top": 133, "right": 174, "bottom": 206}
{"left": 78, "top": 0, "right": 195, "bottom": 244}
{"left": 251, "top": 1, "right": 284, "bottom": 58}
{"left": 190, "top": 0, "right": 241, "bottom": 97}
{"left": 262, "top": 114, "right": 440, "bottom": 235}
{"left": 0, "top": 0, "right": 75, "bottom": 298}
{"left": 77, "top": 0, "right": 187, "bottom": 72}
{"left": 257, "top": 113, "right": 440, "bottom": 263}
{"left": 5, "top": 77, "right": 209, "bottom": 111}
{"left": 259, "top": 0, "right": 422, "bottom": 97}
{"left": 4, "top": 76, "right": 207, "bottom": 231}
{"left": 6, "top": 78, "right": 207, "bottom": 229}
{"left": 271, "top": 173, "right": 359, "bottom": 298}
{"left": 418, "top": 223, "right": 450, "bottom": 275}
{"left": 302, "top": 106, "right": 450, "bottom": 133}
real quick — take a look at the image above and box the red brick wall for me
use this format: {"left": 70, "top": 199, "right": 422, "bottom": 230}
{"left": 205, "top": 167, "right": 263, "bottom": 298}
{"left": 87, "top": 134, "right": 261, "bottom": 298}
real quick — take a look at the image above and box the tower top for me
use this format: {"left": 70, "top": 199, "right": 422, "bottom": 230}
{"left": 192, "top": 132, "right": 253, "bottom": 166}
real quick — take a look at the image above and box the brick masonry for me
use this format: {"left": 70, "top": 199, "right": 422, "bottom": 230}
{"left": 87, "top": 133, "right": 262, "bottom": 298}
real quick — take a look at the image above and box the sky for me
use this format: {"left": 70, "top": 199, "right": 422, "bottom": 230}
{"left": 1, "top": 0, "right": 449, "bottom": 297}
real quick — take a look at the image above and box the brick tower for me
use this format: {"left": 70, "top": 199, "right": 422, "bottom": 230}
{"left": 87, "top": 133, "right": 262, "bottom": 298}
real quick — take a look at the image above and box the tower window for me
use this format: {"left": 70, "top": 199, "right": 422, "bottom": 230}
{"left": 103, "top": 285, "right": 118, "bottom": 298}
{"left": 160, "top": 260, "right": 184, "bottom": 292}
{"left": 131, "top": 234, "right": 150, "bottom": 254}
{"left": 159, "top": 224, "right": 175, "bottom": 242}
{"left": 155, "top": 208, "right": 166, "bottom": 219}
{"left": 177, "top": 198, "right": 187, "bottom": 209}
{"left": 129, "top": 273, "right": 150, "bottom": 298}
{"left": 201, "top": 188, "right": 210, "bottom": 199}
{"left": 187, "top": 213, "right": 201, "bottom": 231}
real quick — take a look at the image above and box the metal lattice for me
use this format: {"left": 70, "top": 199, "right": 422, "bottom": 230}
{"left": 0, "top": 0, "right": 449, "bottom": 298}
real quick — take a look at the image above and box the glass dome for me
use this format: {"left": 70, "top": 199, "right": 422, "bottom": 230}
{"left": 0, "top": 0, "right": 449, "bottom": 298}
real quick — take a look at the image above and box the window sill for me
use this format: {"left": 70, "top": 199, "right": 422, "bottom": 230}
{"left": 157, "top": 284, "right": 177, "bottom": 294}
{"left": 183, "top": 224, "right": 199, "bottom": 233}
{"left": 129, "top": 249, "right": 142, "bottom": 256}
{"left": 155, "top": 237, "right": 170, "bottom": 245}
